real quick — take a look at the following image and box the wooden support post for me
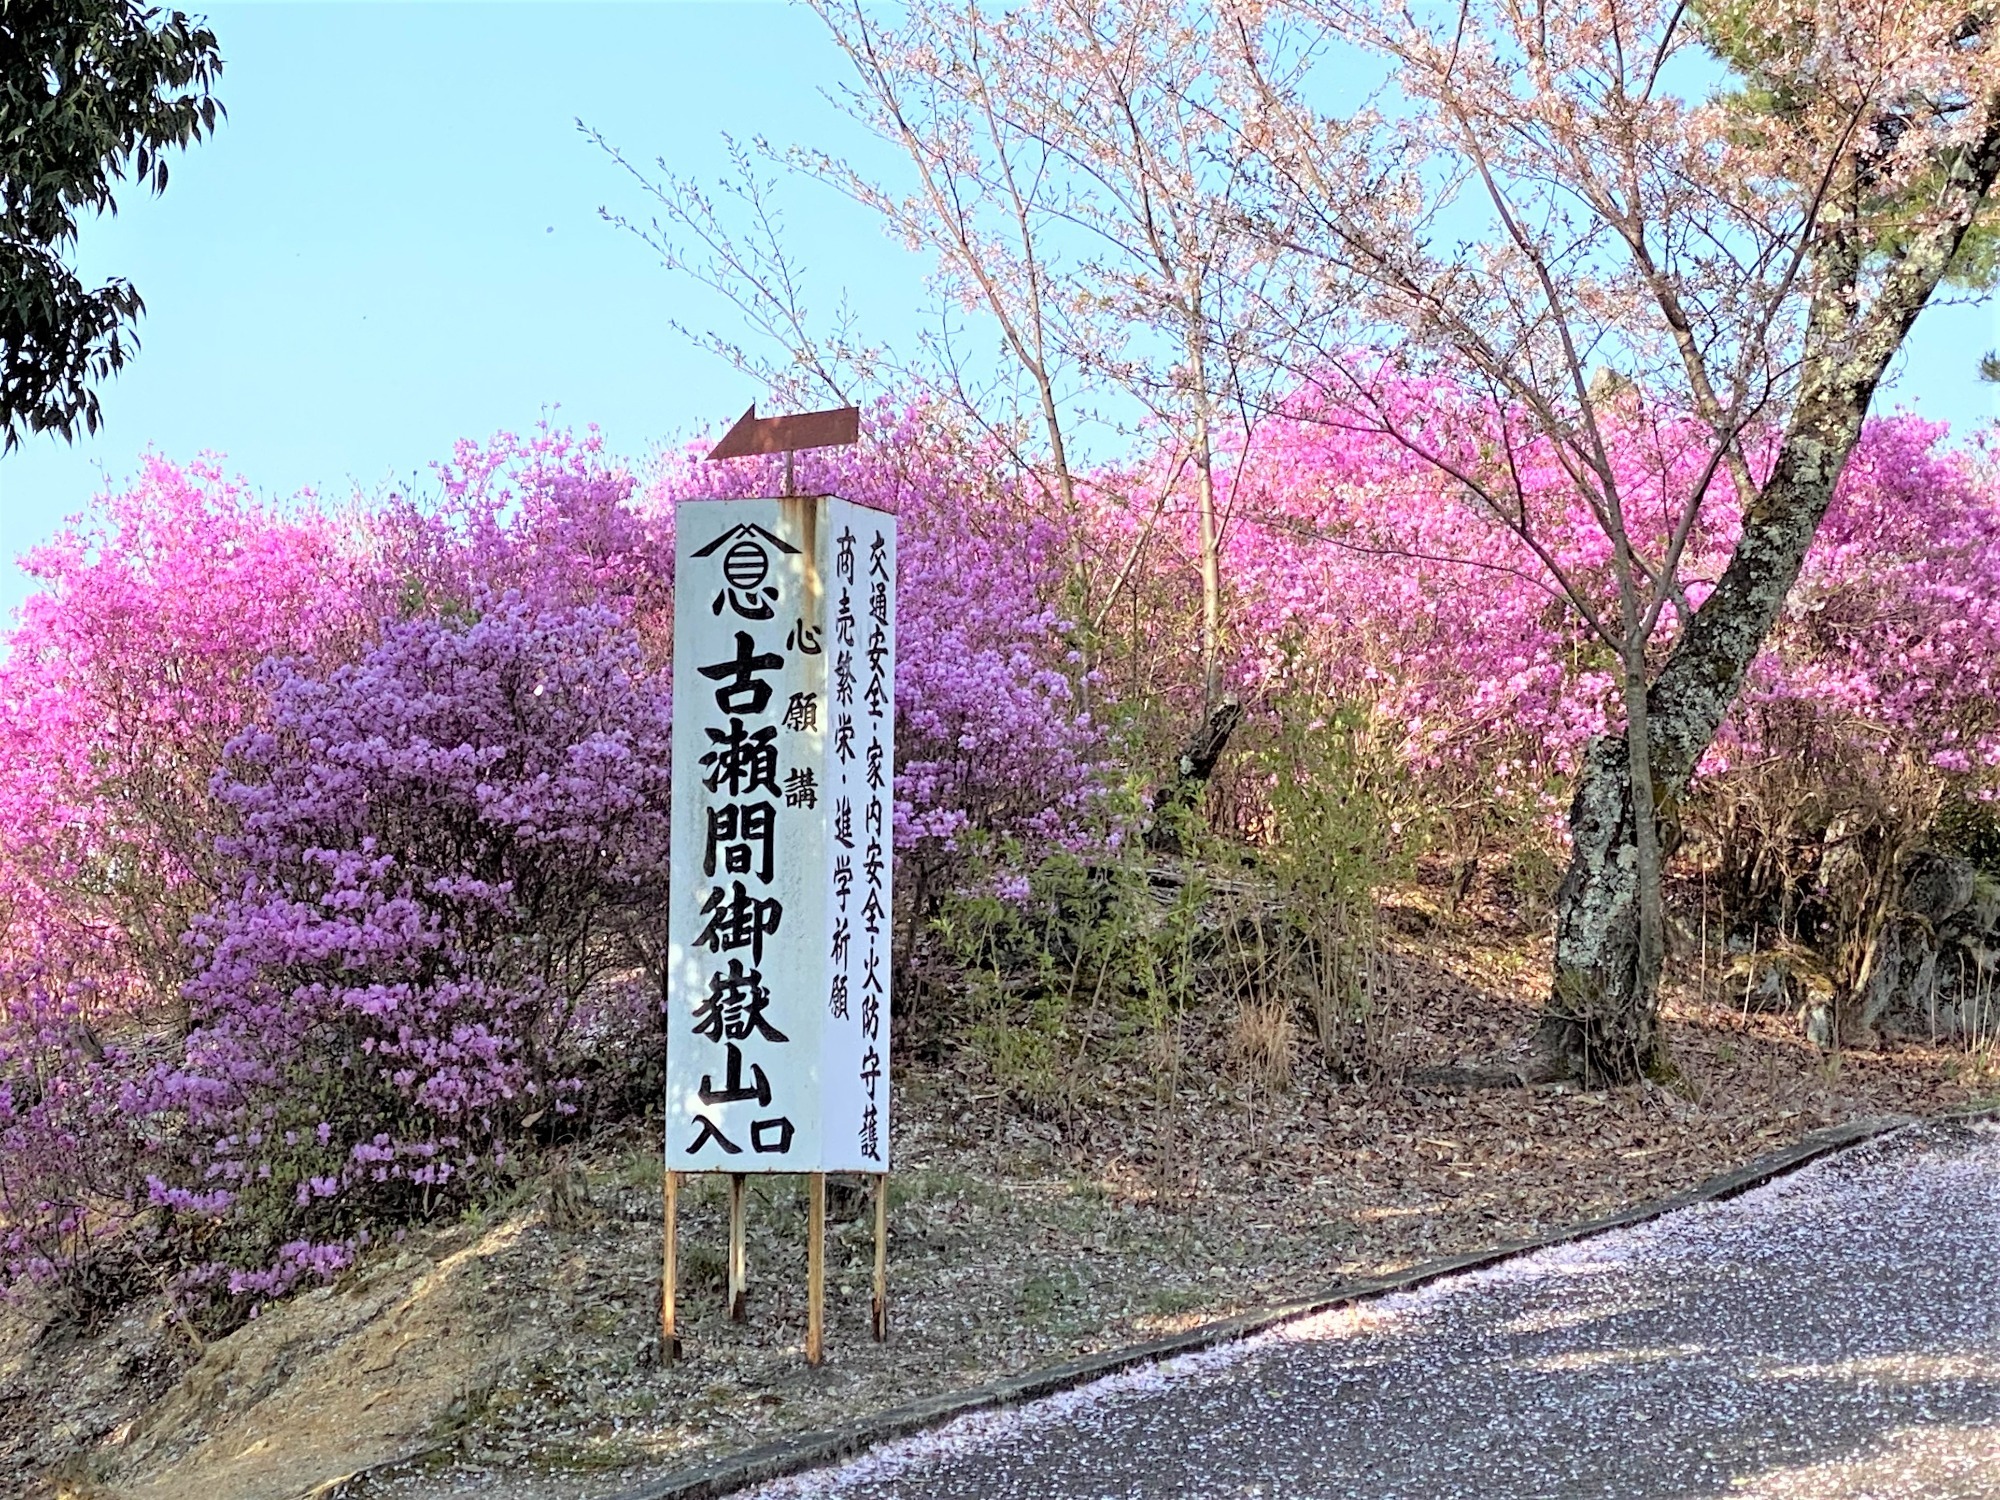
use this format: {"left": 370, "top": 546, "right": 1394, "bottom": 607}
{"left": 806, "top": 1173, "right": 826, "bottom": 1367}
{"left": 728, "top": 1172, "right": 748, "bottom": 1322}
{"left": 660, "top": 1168, "right": 681, "bottom": 1361}
{"left": 871, "top": 1171, "right": 889, "bottom": 1342}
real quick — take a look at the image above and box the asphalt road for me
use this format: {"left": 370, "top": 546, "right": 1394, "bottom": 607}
{"left": 747, "top": 1121, "right": 2000, "bottom": 1500}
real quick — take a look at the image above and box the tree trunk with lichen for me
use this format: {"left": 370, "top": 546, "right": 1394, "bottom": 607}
{"left": 1148, "top": 695, "right": 1243, "bottom": 852}
{"left": 1540, "top": 126, "right": 2000, "bottom": 1080}
{"left": 1546, "top": 392, "right": 1923, "bottom": 1079}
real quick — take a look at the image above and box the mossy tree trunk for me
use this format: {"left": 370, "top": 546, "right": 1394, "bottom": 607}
{"left": 1541, "top": 119, "right": 2000, "bottom": 1080}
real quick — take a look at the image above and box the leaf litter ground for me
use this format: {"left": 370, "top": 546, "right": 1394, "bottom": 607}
{"left": 10, "top": 885, "right": 1991, "bottom": 1500}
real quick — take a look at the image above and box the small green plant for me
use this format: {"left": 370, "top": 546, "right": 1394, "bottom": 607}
{"left": 1933, "top": 793, "right": 2000, "bottom": 875}
{"left": 1018, "top": 1267, "right": 1084, "bottom": 1320}
{"left": 1237, "top": 694, "right": 1421, "bottom": 1081}
{"left": 933, "top": 827, "right": 1184, "bottom": 1121}
{"left": 1143, "top": 1285, "right": 1211, "bottom": 1318}
{"left": 680, "top": 1242, "right": 729, "bottom": 1294}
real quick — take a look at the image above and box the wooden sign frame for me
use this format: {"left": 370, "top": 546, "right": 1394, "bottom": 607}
{"left": 662, "top": 406, "right": 889, "bottom": 1368}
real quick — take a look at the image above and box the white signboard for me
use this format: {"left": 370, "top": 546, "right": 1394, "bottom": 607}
{"left": 667, "top": 495, "right": 894, "bottom": 1174}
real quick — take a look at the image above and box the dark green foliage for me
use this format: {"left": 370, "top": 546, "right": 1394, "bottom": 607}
{"left": 1933, "top": 793, "right": 2000, "bottom": 876}
{"left": 1695, "top": 2, "right": 1999, "bottom": 291}
{"left": 1, "top": 0, "right": 222, "bottom": 449}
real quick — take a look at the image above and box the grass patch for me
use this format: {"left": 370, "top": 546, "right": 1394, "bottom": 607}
{"left": 1143, "top": 1286, "right": 1212, "bottom": 1319}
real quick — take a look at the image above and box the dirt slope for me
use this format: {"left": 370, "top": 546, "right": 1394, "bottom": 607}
{"left": 9, "top": 899, "right": 1987, "bottom": 1500}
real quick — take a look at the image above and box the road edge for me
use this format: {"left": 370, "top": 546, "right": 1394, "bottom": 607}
{"left": 329, "top": 1105, "right": 1993, "bottom": 1500}
{"left": 599, "top": 1107, "right": 1991, "bottom": 1500}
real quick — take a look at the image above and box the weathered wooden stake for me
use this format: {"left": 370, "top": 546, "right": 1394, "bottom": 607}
{"left": 728, "top": 1172, "right": 748, "bottom": 1322}
{"left": 871, "top": 1171, "right": 889, "bottom": 1342}
{"left": 660, "top": 1168, "right": 681, "bottom": 1361}
{"left": 806, "top": 1172, "right": 826, "bottom": 1367}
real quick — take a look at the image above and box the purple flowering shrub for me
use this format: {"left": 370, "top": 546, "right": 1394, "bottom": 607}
{"left": 652, "top": 401, "right": 1109, "bottom": 856}
{"left": 0, "top": 965, "right": 155, "bottom": 1313}
{"left": 138, "top": 600, "right": 673, "bottom": 1315}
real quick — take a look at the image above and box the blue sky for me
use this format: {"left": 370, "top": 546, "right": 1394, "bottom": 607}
{"left": 0, "top": 0, "right": 1995, "bottom": 625}
{"left": 0, "top": 1, "right": 928, "bottom": 618}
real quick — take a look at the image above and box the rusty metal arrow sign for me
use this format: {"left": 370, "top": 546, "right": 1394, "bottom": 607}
{"left": 708, "top": 403, "right": 860, "bottom": 458}
{"left": 706, "top": 403, "right": 861, "bottom": 495}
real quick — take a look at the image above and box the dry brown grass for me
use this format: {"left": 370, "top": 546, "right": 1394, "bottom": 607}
{"left": 1226, "top": 997, "right": 1298, "bottom": 1092}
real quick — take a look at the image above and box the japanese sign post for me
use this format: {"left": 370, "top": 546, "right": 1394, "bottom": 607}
{"left": 662, "top": 404, "right": 892, "bottom": 1367}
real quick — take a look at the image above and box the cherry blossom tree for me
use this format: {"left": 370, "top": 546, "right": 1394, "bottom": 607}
{"left": 1224, "top": 0, "right": 2000, "bottom": 1079}
{"left": 808, "top": 0, "right": 1315, "bottom": 713}
{"left": 604, "top": 0, "right": 1997, "bottom": 1079}
{"left": 599, "top": 0, "right": 1310, "bottom": 752}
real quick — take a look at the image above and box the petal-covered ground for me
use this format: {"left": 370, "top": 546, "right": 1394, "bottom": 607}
{"left": 750, "top": 1122, "right": 2000, "bottom": 1500}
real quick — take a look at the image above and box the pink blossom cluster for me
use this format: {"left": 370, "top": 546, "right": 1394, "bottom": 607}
{"left": 1, "top": 389, "right": 1993, "bottom": 1318}
{"left": 1199, "top": 396, "right": 2000, "bottom": 815}
{"left": 0, "top": 465, "right": 383, "bottom": 1299}
{"left": 1730, "top": 420, "right": 2000, "bottom": 784}
{"left": 381, "top": 425, "right": 674, "bottom": 633}
{"left": 0, "top": 457, "right": 381, "bottom": 1018}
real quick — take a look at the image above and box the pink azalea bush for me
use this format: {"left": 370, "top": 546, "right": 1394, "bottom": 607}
{"left": 0, "top": 464, "right": 383, "bottom": 1304}
{"left": 0, "top": 457, "right": 382, "bottom": 1019}
{"left": 2, "top": 394, "right": 1995, "bottom": 1322}
{"left": 1181, "top": 400, "right": 2000, "bottom": 833}
{"left": 1204, "top": 388, "right": 1691, "bottom": 804}
{"left": 0, "top": 441, "right": 681, "bottom": 1314}
{"left": 1729, "top": 420, "right": 2000, "bottom": 783}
